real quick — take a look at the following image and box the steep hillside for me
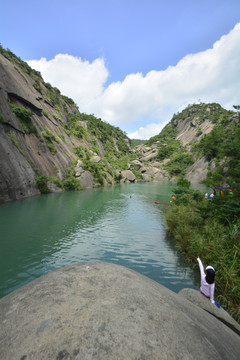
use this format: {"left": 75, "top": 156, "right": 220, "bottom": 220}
{"left": 1, "top": 47, "right": 239, "bottom": 203}
{"left": 145, "top": 103, "right": 240, "bottom": 187}
{"left": 0, "top": 47, "right": 134, "bottom": 202}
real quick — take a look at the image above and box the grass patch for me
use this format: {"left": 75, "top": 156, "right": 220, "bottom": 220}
{"left": 165, "top": 183, "right": 240, "bottom": 322}
{"left": 10, "top": 103, "right": 38, "bottom": 135}
{"left": 41, "top": 127, "right": 59, "bottom": 155}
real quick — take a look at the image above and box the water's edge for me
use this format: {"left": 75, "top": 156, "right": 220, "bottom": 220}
{"left": 0, "top": 182, "right": 202, "bottom": 298}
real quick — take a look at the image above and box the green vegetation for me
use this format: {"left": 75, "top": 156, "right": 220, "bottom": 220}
{"left": 163, "top": 151, "right": 194, "bottom": 176}
{"left": 65, "top": 112, "right": 130, "bottom": 157}
{"left": 82, "top": 159, "right": 105, "bottom": 186}
{"left": 165, "top": 180, "right": 240, "bottom": 322}
{"left": 41, "top": 127, "right": 59, "bottom": 155}
{"left": 33, "top": 80, "right": 42, "bottom": 94}
{"left": 9, "top": 103, "right": 38, "bottom": 135}
{"left": 6, "top": 132, "right": 20, "bottom": 151}
{"left": 156, "top": 140, "right": 181, "bottom": 161}
{"left": 36, "top": 173, "right": 82, "bottom": 193}
{"left": 147, "top": 123, "right": 178, "bottom": 146}
{"left": 35, "top": 175, "right": 50, "bottom": 194}
{"left": 130, "top": 139, "right": 147, "bottom": 146}
{"left": 171, "top": 103, "right": 234, "bottom": 126}
{"left": 192, "top": 117, "right": 240, "bottom": 188}
{"left": 0, "top": 45, "right": 42, "bottom": 81}
{"left": 62, "top": 168, "right": 83, "bottom": 191}
{"left": 147, "top": 123, "right": 195, "bottom": 176}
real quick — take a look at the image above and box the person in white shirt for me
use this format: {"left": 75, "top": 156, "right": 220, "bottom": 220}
{"left": 197, "top": 257, "right": 215, "bottom": 304}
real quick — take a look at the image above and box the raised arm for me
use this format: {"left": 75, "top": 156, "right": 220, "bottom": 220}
{"left": 197, "top": 257, "right": 205, "bottom": 279}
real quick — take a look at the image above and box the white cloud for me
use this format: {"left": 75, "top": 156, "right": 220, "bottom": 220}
{"left": 128, "top": 121, "right": 169, "bottom": 140}
{"left": 27, "top": 23, "right": 240, "bottom": 140}
{"left": 28, "top": 54, "right": 108, "bottom": 109}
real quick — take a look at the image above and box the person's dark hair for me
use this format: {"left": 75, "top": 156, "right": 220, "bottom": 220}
{"left": 206, "top": 268, "right": 215, "bottom": 284}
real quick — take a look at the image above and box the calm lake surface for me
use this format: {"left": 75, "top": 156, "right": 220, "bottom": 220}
{"left": 0, "top": 182, "right": 201, "bottom": 298}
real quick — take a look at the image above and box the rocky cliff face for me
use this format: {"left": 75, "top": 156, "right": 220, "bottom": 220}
{"left": 0, "top": 52, "right": 82, "bottom": 201}
{"left": 1, "top": 47, "right": 238, "bottom": 202}
{"left": 140, "top": 103, "right": 239, "bottom": 186}
{"left": 0, "top": 50, "right": 133, "bottom": 202}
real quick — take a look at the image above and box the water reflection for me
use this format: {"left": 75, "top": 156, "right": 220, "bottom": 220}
{"left": 0, "top": 182, "right": 200, "bottom": 297}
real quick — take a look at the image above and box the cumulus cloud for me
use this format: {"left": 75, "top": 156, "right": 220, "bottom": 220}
{"left": 28, "top": 54, "right": 108, "bottom": 109}
{"left": 128, "top": 121, "right": 169, "bottom": 140}
{"left": 27, "top": 23, "right": 240, "bottom": 139}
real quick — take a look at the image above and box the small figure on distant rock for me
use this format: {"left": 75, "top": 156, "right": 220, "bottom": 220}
{"left": 209, "top": 193, "right": 214, "bottom": 200}
{"left": 197, "top": 257, "right": 219, "bottom": 307}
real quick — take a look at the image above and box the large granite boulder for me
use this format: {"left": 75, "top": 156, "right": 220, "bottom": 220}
{"left": 78, "top": 170, "right": 94, "bottom": 189}
{"left": 120, "top": 170, "right": 136, "bottom": 183}
{"left": 178, "top": 288, "right": 240, "bottom": 336}
{"left": 0, "top": 262, "right": 239, "bottom": 360}
{"left": 141, "top": 150, "right": 158, "bottom": 162}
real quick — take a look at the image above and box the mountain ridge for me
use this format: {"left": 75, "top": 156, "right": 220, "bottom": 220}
{"left": 0, "top": 46, "right": 239, "bottom": 203}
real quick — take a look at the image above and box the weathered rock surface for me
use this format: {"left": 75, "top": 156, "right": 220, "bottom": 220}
{"left": 120, "top": 170, "right": 136, "bottom": 183}
{"left": 185, "top": 157, "right": 216, "bottom": 184}
{"left": 178, "top": 288, "right": 240, "bottom": 336}
{"left": 78, "top": 170, "right": 94, "bottom": 189}
{"left": 90, "top": 155, "right": 101, "bottom": 163}
{"left": 130, "top": 159, "right": 142, "bottom": 169}
{"left": 176, "top": 117, "right": 214, "bottom": 146}
{"left": 141, "top": 149, "right": 158, "bottom": 162}
{"left": 0, "top": 263, "right": 239, "bottom": 360}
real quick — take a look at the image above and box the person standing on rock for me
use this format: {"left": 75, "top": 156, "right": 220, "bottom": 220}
{"left": 197, "top": 257, "right": 216, "bottom": 305}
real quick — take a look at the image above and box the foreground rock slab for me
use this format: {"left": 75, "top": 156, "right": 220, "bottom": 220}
{"left": 0, "top": 262, "right": 240, "bottom": 360}
{"left": 178, "top": 288, "right": 240, "bottom": 336}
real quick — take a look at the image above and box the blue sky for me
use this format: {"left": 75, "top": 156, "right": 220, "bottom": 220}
{"left": 1, "top": 1, "right": 240, "bottom": 139}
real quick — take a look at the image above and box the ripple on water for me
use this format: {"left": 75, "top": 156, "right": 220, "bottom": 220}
{"left": 0, "top": 183, "right": 200, "bottom": 297}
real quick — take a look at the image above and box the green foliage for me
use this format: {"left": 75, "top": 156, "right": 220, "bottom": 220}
{"left": 147, "top": 123, "right": 178, "bottom": 146}
{"left": 64, "top": 113, "right": 88, "bottom": 139}
{"left": 62, "top": 95, "right": 75, "bottom": 106}
{"left": 0, "top": 45, "right": 42, "bottom": 81}
{"left": 0, "top": 113, "right": 4, "bottom": 123}
{"left": 82, "top": 159, "right": 105, "bottom": 186}
{"left": 196, "top": 128, "right": 202, "bottom": 137}
{"left": 41, "top": 127, "right": 59, "bottom": 155}
{"left": 192, "top": 119, "right": 240, "bottom": 187}
{"left": 130, "top": 139, "right": 147, "bottom": 146}
{"left": 42, "top": 109, "right": 50, "bottom": 119}
{"left": 33, "top": 80, "right": 42, "bottom": 94}
{"left": 165, "top": 189, "right": 240, "bottom": 322}
{"left": 6, "top": 132, "right": 19, "bottom": 149}
{"left": 171, "top": 103, "right": 233, "bottom": 126}
{"left": 177, "top": 177, "right": 191, "bottom": 189}
{"left": 62, "top": 169, "right": 82, "bottom": 191}
{"left": 47, "top": 176, "right": 63, "bottom": 189}
{"left": 157, "top": 140, "right": 182, "bottom": 161}
{"left": 192, "top": 126, "right": 226, "bottom": 161}
{"left": 164, "top": 152, "right": 194, "bottom": 176}
{"left": 200, "top": 191, "right": 240, "bottom": 225}
{"left": 72, "top": 146, "right": 86, "bottom": 158}
{"left": 9, "top": 103, "right": 37, "bottom": 135}
{"left": 35, "top": 175, "right": 50, "bottom": 194}
{"left": 47, "top": 89, "right": 61, "bottom": 108}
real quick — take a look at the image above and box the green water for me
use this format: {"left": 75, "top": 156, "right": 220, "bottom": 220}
{"left": 0, "top": 182, "right": 200, "bottom": 298}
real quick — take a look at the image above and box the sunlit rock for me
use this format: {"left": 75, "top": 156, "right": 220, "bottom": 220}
{"left": 0, "top": 263, "right": 239, "bottom": 360}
